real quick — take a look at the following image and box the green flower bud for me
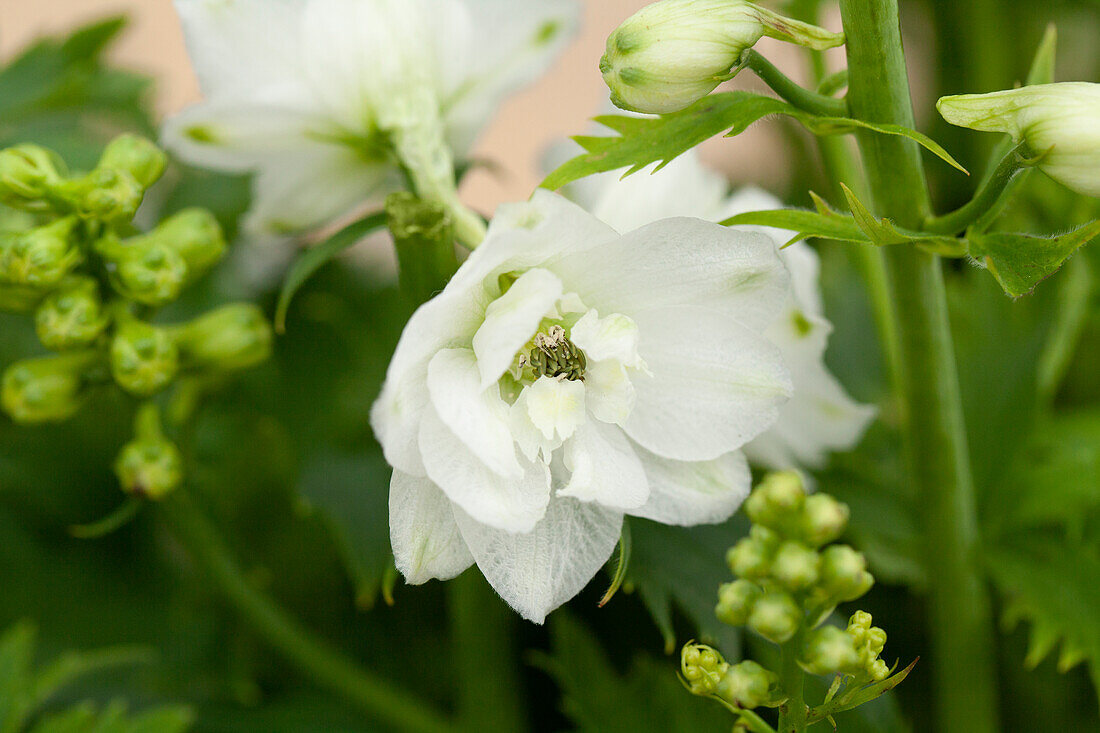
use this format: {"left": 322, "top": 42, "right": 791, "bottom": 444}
{"left": 97, "top": 233, "right": 189, "bottom": 306}
{"left": 0, "top": 144, "right": 66, "bottom": 208}
{"left": 716, "top": 579, "right": 762, "bottom": 626}
{"left": 819, "top": 545, "right": 874, "bottom": 602}
{"left": 151, "top": 208, "right": 226, "bottom": 273}
{"left": 770, "top": 541, "right": 821, "bottom": 591}
{"left": 798, "top": 493, "right": 849, "bottom": 546}
{"left": 35, "top": 276, "right": 109, "bottom": 350}
{"left": 726, "top": 535, "right": 774, "bottom": 580}
{"left": 937, "top": 82, "right": 1100, "bottom": 197}
{"left": 0, "top": 217, "right": 81, "bottom": 288}
{"left": 868, "top": 658, "right": 889, "bottom": 682}
{"left": 0, "top": 283, "right": 46, "bottom": 314}
{"left": 800, "top": 625, "right": 861, "bottom": 676}
{"left": 743, "top": 471, "right": 805, "bottom": 530}
{"left": 601, "top": 0, "right": 844, "bottom": 114}
{"left": 60, "top": 167, "right": 144, "bottom": 223}
{"left": 110, "top": 319, "right": 179, "bottom": 396}
{"left": 747, "top": 589, "right": 801, "bottom": 643}
{"left": 173, "top": 303, "right": 273, "bottom": 372}
{"left": 681, "top": 642, "right": 729, "bottom": 696}
{"left": 1, "top": 351, "right": 98, "bottom": 423}
{"left": 96, "top": 134, "right": 168, "bottom": 189}
{"left": 115, "top": 435, "right": 183, "bottom": 500}
{"left": 847, "top": 609, "right": 873, "bottom": 634}
{"left": 717, "top": 660, "right": 778, "bottom": 709}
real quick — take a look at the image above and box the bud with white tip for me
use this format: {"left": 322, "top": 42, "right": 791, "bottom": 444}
{"left": 937, "top": 82, "right": 1100, "bottom": 197}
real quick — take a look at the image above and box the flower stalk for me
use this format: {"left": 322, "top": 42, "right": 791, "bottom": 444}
{"left": 838, "top": 1, "right": 999, "bottom": 731}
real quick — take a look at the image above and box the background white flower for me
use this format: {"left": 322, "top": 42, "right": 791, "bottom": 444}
{"left": 163, "top": 0, "right": 579, "bottom": 241}
{"left": 562, "top": 148, "right": 876, "bottom": 470}
{"left": 372, "top": 190, "right": 793, "bottom": 622}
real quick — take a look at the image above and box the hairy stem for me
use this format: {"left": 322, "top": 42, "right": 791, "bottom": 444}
{"left": 159, "top": 491, "right": 453, "bottom": 733}
{"left": 838, "top": 1, "right": 1000, "bottom": 731}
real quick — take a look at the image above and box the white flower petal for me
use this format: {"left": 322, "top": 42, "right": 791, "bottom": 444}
{"left": 583, "top": 360, "right": 635, "bottom": 425}
{"left": 389, "top": 470, "right": 472, "bottom": 584}
{"left": 624, "top": 305, "right": 793, "bottom": 461}
{"left": 523, "top": 376, "right": 587, "bottom": 442}
{"left": 453, "top": 495, "right": 622, "bottom": 623}
{"left": 419, "top": 406, "right": 550, "bottom": 533}
{"left": 174, "top": 0, "right": 307, "bottom": 98}
{"left": 509, "top": 389, "right": 556, "bottom": 463}
{"left": 427, "top": 348, "right": 522, "bottom": 478}
{"left": 629, "top": 446, "right": 751, "bottom": 525}
{"left": 472, "top": 268, "right": 562, "bottom": 388}
{"left": 569, "top": 310, "right": 643, "bottom": 368}
{"left": 551, "top": 217, "right": 790, "bottom": 331}
{"left": 561, "top": 421, "right": 649, "bottom": 510}
{"left": 370, "top": 290, "right": 490, "bottom": 477}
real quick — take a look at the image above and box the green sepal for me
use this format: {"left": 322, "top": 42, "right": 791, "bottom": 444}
{"left": 967, "top": 220, "right": 1100, "bottom": 297}
{"left": 541, "top": 91, "right": 966, "bottom": 191}
{"left": 599, "top": 520, "right": 632, "bottom": 608}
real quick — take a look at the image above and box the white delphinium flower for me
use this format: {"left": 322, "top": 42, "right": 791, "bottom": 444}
{"left": 563, "top": 149, "right": 875, "bottom": 470}
{"left": 163, "top": 0, "right": 579, "bottom": 242}
{"left": 937, "top": 82, "right": 1100, "bottom": 198}
{"left": 372, "top": 190, "right": 793, "bottom": 622}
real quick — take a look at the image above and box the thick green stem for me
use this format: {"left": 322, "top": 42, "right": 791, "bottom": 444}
{"left": 776, "top": 629, "right": 808, "bottom": 733}
{"left": 449, "top": 572, "right": 526, "bottom": 732}
{"left": 159, "top": 491, "right": 452, "bottom": 733}
{"left": 740, "top": 50, "right": 848, "bottom": 118}
{"left": 838, "top": 2, "right": 999, "bottom": 732}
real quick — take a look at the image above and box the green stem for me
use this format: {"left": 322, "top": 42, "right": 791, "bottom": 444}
{"left": 741, "top": 50, "right": 848, "bottom": 118}
{"left": 923, "top": 144, "right": 1027, "bottom": 235}
{"left": 776, "top": 629, "right": 808, "bottom": 733}
{"left": 158, "top": 491, "right": 452, "bottom": 733}
{"left": 449, "top": 572, "right": 526, "bottom": 732}
{"left": 838, "top": 2, "right": 999, "bottom": 732}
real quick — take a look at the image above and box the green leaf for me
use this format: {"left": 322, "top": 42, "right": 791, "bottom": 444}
{"left": 968, "top": 220, "right": 1100, "bottom": 297}
{"left": 275, "top": 211, "right": 387, "bottom": 332}
{"left": 838, "top": 184, "right": 967, "bottom": 253}
{"left": 29, "top": 700, "right": 192, "bottom": 733}
{"left": 627, "top": 517, "right": 745, "bottom": 655}
{"left": 987, "top": 532, "right": 1100, "bottom": 705}
{"left": 541, "top": 91, "right": 966, "bottom": 191}
{"left": 0, "top": 621, "right": 36, "bottom": 732}
{"left": 721, "top": 206, "right": 871, "bottom": 246}
{"left": 530, "top": 613, "right": 731, "bottom": 733}
{"left": 599, "top": 522, "right": 632, "bottom": 608}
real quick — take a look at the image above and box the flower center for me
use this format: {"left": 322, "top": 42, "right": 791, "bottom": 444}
{"left": 522, "top": 325, "right": 587, "bottom": 382}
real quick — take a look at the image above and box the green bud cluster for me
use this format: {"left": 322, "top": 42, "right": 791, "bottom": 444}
{"left": 681, "top": 643, "right": 780, "bottom": 711}
{"left": 0, "top": 135, "right": 272, "bottom": 500}
{"left": 717, "top": 473, "right": 878, "bottom": 664}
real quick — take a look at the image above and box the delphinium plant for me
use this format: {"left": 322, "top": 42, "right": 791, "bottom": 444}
{"left": 1, "top": 0, "right": 1099, "bottom": 731}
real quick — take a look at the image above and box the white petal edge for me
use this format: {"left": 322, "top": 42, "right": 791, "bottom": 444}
{"left": 389, "top": 470, "right": 473, "bottom": 584}
{"left": 628, "top": 446, "right": 751, "bottom": 525}
{"left": 561, "top": 420, "right": 649, "bottom": 510}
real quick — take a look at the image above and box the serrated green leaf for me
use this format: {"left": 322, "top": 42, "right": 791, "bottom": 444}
{"left": 275, "top": 211, "right": 387, "bottom": 332}
{"left": 721, "top": 208, "right": 871, "bottom": 245}
{"left": 32, "top": 645, "right": 154, "bottom": 712}
{"left": 530, "top": 613, "right": 731, "bottom": 733}
{"left": 542, "top": 91, "right": 965, "bottom": 191}
{"left": 839, "top": 184, "right": 966, "bottom": 253}
{"left": 968, "top": 220, "right": 1100, "bottom": 297}
{"left": 28, "top": 700, "right": 192, "bottom": 733}
{"left": 987, "top": 533, "right": 1100, "bottom": 707}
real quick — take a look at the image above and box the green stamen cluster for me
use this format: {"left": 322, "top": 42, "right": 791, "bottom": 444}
{"left": 0, "top": 134, "right": 274, "bottom": 500}
{"left": 524, "top": 325, "right": 587, "bottom": 381}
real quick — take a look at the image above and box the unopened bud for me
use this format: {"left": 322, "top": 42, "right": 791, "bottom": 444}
{"left": 0, "top": 144, "right": 66, "bottom": 208}
{"left": 115, "top": 435, "right": 183, "bottom": 500}
{"left": 820, "top": 545, "right": 874, "bottom": 602}
{"left": 0, "top": 283, "right": 45, "bottom": 314}
{"left": 109, "top": 319, "right": 179, "bottom": 396}
{"left": 0, "top": 217, "right": 81, "bottom": 288}
{"left": 770, "top": 541, "right": 821, "bottom": 591}
{"left": 799, "top": 493, "right": 849, "bottom": 546}
{"left": 747, "top": 589, "right": 801, "bottom": 643}
{"left": 869, "top": 658, "right": 889, "bottom": 682}
{"left": 61, "top": 167, "right": 144, "bottom": 222}
{"left": 151, "top": 208, "right": 226, "bottom": 273}
{"left": 800, "top": 625, "right": 861, "bottom": 676}
{"left": 601, "top": 0, "right": 844, "bottom": 114}
{"left": 937, "top": 82, "right": 1100, "bottom": 197}
{"left": 1, "top": 351, "right": 98, "bottom": 423}
{"left": 717, "top": 660, "right": 777, "bottom": 709}
{"left": 743, "top": 471, "right": 805, "bottom": 530}
{"left": 726, "top": 536, "right": 773, "bottom": 580}
{"left": 681, "top": 642, "right": 729, "bottom": 696}
{"left": 97, "top": 134, "right": 168, "bottom": 189}
{"left": 173, "top": 303, "right": 273, "bottom": 372}
{"left": 716, "top": 579, "right": 762, "bottom": 626}
{"left": 35, "top": 276, "right": 109, "bottom": 350}
{"left": 97, "top": 234, "right": 188, "bottom": 306}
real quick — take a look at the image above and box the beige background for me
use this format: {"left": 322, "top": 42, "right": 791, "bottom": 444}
{"left": 0, "top": 1, "right": 839, "bottom": 212}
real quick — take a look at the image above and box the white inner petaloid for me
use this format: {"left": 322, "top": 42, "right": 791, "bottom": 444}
{"left": 471, "top": 267, "right": 651, "bottom": 496}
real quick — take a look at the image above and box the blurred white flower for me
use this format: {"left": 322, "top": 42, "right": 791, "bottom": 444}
{"left": 937, "top": 82, "right": 1100, "bottom": 198}
{"left": 563, "top": 149, "right": 875, "bottom": 470}
{"left": 372, "top": 190, "right": 793, "bottom": 622}
{"left": 163, "top": 0, "right": 579, "bottom": 241}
